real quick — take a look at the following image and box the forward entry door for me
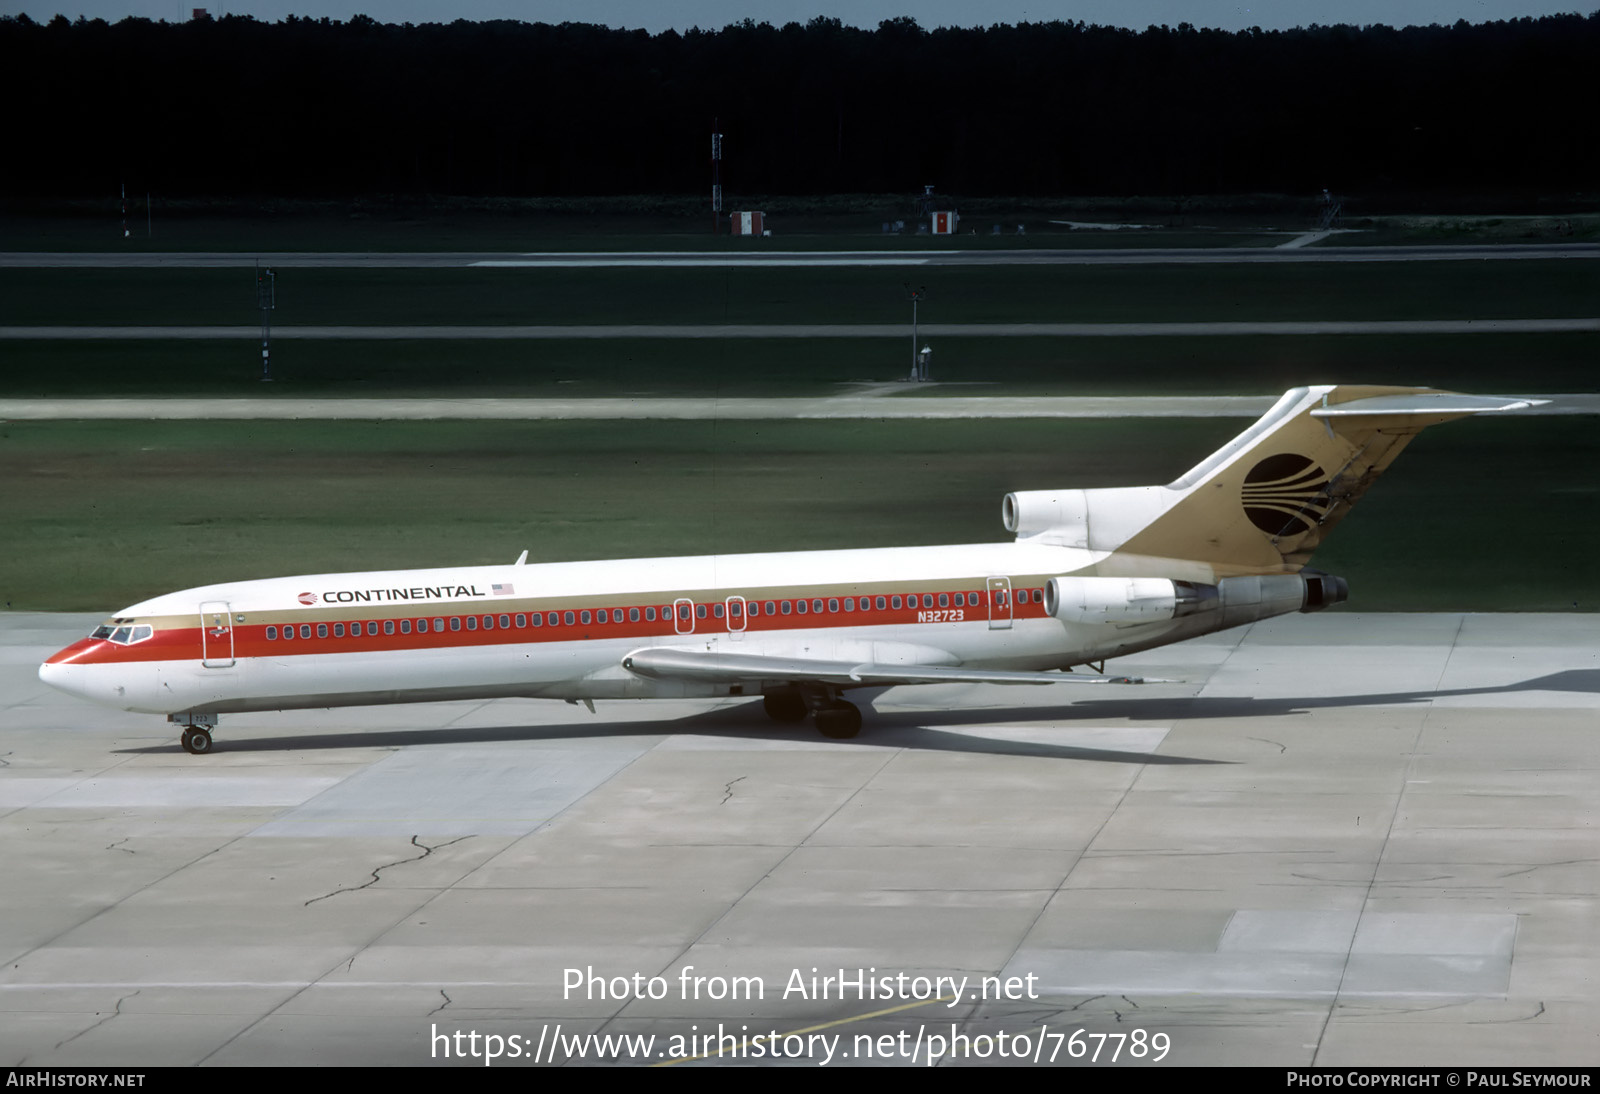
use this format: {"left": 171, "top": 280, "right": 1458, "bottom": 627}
{"left": 199, "top": 601, "right": 235, "bottom": 667}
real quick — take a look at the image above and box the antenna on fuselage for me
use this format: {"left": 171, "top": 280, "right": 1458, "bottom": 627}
{"left": 515, "top": 550, "right": 528, "bottom": 566}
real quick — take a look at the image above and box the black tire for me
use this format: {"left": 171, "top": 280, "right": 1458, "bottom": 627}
{"left": 814, "top": 701, "right": 862, "bottom": 739}
{"left": 763, "top": 691, "right": 808, "bottom": 723}
{"left": 181, "top": 727, "right": 213, "bottom": 755}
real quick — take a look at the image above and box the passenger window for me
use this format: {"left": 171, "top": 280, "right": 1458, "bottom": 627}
{"left": 843, "top": 598, "right": 854, "bottom": 611}
{"left": 781, "top": 601, "right": 791, "bottom": 614}
{"left": 891, "top": 596, "right": 902, "bottom": 610}
{"left": 796, "top": 600, "right": 807, "bottom": 614}
{"left": 434, "top": 617, "right": 445, "bottom": 631}
{"left": 300, "top": 625, "right": 312, "bottom": 639}
{"left": 712, "top": 603, "right": 723, "bottom": 618}
{"left": 482, "top": 615, "right": 494, "bottom": 630}
{"left": 876, "top": 596, "right": 886, "bottom": 610}
{"left": 267, "top": 626, "right": 278, "bottom": 640}
{"left": 765, "top": 601, "right": 776, "bottom": 615}
{"left": 629, "top": 607, "right": 640, "bottom": 622}
{"left": 827, "top": 599, "right": 838, "bottom": 613}
{"left": 283, "top": 626, "right": 294, "bottom": 641}
{"left": 531, "top": 613, "right": 542, "bottom": 627}
{"left": 514, "top": 614, "right": 525, "bottom": 628}
{"left": 939, "top": 593, "right": 949, "bottom": 608}
{"left": 645, "top": 606, "right": 656, "bottom": 622}
{"left": 401, "top": 619, "right": 412, "bottom": 634}
{"left": 696, "top": 604, "right": 706, "bottom": 619}
{"left": 728, "top": 601, "right": 741, "bottom": 616}
{"left": 317, "top": 624, "right": 329, "bottom": 638}
{"left": 383, "top": 620, "right": 395, "bottom": 635}
{"left": 597, "top": 610, "right": 608, "bottom": 624}
{"left": 417, "top": 619, "right": 429, "bottom": 633}
{"left": 450, "top": 617, "right": 461, "bottom": 631}
{"left": 748, "top": 602, "right": 759, "bottom": 617}
{"left": 466, "top": 616, "right": 477, "bottom": 630}
{"left": 581, "top": 611, "right": 592, "bottom": 625}
{"left": 564, "top": 611, "right": 575, "bottom": 625}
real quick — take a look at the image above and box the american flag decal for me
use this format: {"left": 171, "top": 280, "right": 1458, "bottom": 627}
{"left": 492, "top": 583, "right": 514, "bottom": 596}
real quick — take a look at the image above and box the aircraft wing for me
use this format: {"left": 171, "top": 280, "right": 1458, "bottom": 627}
{"left": 621, "top": 647, "right": 1144, "bottom": 687}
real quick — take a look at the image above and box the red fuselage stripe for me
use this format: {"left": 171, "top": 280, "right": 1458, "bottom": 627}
{"left": 62, "top": 589, "right": 1051, "bottom": 665}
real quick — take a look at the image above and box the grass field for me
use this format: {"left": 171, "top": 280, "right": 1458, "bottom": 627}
{"left": 3, "top": 416, "right": 1593, "bottom": 613}
{"left": 2, "top": 256, "right": 1595, "bottom": 399}
{"left": 0, "top": 333, "right": 1594, "bottom": 399}
{"left": 5, "top": 261, "right": 1598, "bottom": 328}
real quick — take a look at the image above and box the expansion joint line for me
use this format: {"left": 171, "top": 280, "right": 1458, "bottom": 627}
{"left": 1309, "top": 614, "right": 1465, "bottom": 1066}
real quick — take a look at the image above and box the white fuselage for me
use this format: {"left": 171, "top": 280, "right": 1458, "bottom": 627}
{"left": 41, "top": 538, "right": 1199, "bottom": 718}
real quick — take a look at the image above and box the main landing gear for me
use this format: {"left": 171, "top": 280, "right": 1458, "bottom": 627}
{"left": 763, "top": 688, "right": 862, "bottom": 740}
{"left": 169, "top": 712, "right": 218, "bottom": 755}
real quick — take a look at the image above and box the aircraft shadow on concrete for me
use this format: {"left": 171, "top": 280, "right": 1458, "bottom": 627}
{"left": 1054, "top": 667, "right": 1600, "bottom": 722}
{"left": 115, "top": 669, "right": 1597, "bottom": 764}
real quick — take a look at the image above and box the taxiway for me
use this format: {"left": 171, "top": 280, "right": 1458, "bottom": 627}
{"left": 3, "top": 611, "right": 1596, "bottom": 1066}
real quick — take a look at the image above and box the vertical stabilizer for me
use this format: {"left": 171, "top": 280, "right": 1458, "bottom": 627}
{"left": 1008, "top": 385, "right": 1540, "bottom": 578}
{"left": 1120, "top": 385, "right": 1538, "bottom": 573}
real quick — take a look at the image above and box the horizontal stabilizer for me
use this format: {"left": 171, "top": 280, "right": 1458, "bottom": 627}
{"left": 1310, "top": 392, "right": 1546, "bottom": 418}
{"left": 622, "top": 647, "right": 1143, "bottom": 687}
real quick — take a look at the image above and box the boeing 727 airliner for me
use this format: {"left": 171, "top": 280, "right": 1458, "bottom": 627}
{"left": 40, "top": 385, "right": 1537, "bottom": 753}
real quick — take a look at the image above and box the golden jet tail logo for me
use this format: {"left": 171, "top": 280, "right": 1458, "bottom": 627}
{"left": 1241, "top": 454, "right": 1334, "bottom": 538}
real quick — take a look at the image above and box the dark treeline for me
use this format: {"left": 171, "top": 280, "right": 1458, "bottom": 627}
{"left": 3, "top": 12, "right": 1597, "bottom": 202}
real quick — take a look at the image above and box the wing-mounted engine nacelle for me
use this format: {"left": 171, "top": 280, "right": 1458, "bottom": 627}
{"left": 1045, "top": 572, "right": 1348, "bottom": 628}
{"left": 1045, "top": 576, "right": 1218, "bottom": 624}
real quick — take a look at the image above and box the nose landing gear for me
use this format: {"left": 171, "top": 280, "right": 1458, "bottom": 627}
{"left": 169, "top": 712, "right": 218, "bottom": 755}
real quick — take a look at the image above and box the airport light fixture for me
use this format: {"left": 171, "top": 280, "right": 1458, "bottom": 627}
{"left": 904, "top": 284, "right": 929, "bottom": 380}
{"left": 255, "top": 263, "right": 276, "bottom": 382}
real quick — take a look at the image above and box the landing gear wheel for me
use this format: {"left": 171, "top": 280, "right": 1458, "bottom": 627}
{"left": 180, "top": 727, "right": 213, "bottom": 755}
{"left": 763, "top": 691, "right": 809, "bottom": 723}
{"left": 813, "top": 701, "right": 862, "bottom": 740}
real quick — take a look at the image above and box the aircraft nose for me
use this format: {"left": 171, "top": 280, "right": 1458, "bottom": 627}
{"left": 39, "top": 657, "right": 80, "bottom": 696}
{"left": 39, "top": 641, "right": 100, "bottom": 700}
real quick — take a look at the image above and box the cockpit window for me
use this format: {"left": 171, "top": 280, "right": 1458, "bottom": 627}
{"left": 96, "top": 623, "right": 154, "bottom": 646}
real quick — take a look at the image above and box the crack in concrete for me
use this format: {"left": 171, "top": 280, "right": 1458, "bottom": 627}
{"left": 51, "top": 990, "right": 139, "bottom": 1052}
{"left": 106, "top": 837, "right": 134, "bottom": 855}
{"left": 1500, "top": 859, "right": 1598, "bottom": 879}
{"left": 721, "top": 775, "right": 746, "bottom": 805}
{"left": 304, "top": 834, "right": 470, "bottom": 906}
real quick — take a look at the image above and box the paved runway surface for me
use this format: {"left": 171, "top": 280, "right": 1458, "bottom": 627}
{"left": 3, "top": 612, "right": 1596, "bottom": 1066}
{"left": 6, "top": 318, "right": 1598, "bottom": 340}
{"left": 5, "top": 243, "right": 1600, "bottom": 268}
{"left": 3, "top": 393, "right": 1594, "bottom": 421}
